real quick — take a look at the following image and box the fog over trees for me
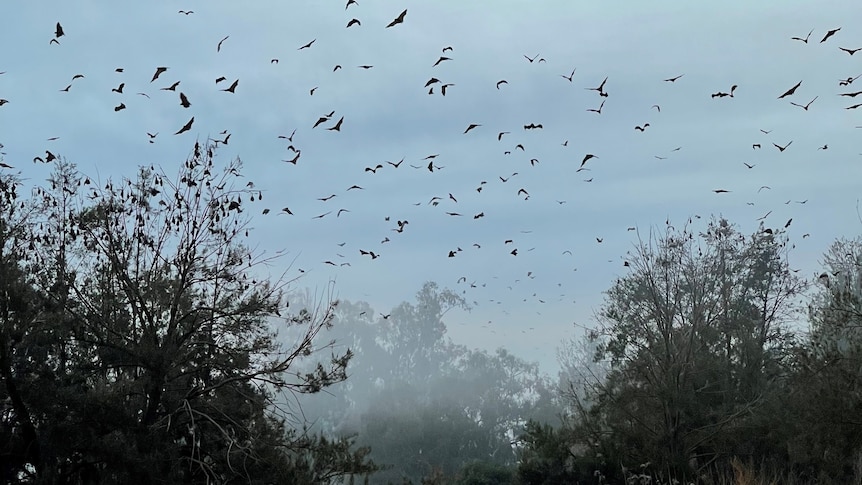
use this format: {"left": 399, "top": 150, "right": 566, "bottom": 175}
{"left": 1, "top": 145, "right": 862, "bottom": 483}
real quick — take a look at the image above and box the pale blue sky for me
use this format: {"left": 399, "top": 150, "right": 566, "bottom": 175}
{"left": 2, "top": 1, "right": 861, "bottom": 372}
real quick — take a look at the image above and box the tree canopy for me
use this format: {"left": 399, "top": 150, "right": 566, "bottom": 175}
{"left": 0, "top": 143, "right": 375, "bottom": 483}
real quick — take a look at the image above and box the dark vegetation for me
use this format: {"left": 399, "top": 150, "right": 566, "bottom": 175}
{"left": 1, "top": 144, "right": 861, "bottom": 483}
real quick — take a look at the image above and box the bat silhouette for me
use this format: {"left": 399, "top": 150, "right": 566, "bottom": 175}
{"left": 789, "top": 96, "right": 817, "bottom": 110}
{"left": 586, "top": 99, "right": 605, "bottom": 113}
{"left": 820, "top": 27, "right": 841, "bottom": 43}
{"left": 791, "top": 29, "right": 813, "bottom": 43}
{"left": 221, "top": 79, "right": 239, "bottom": 93}
{"left": 179, "top": 92, "right": 191, "bottom": 108}
{"left": 174, "top": 117, "right": 194, "bottom": 135}
{"left": 773, "top": 141, "right": 792, "bottom": 152}
{"left": 778, "top": 80, "right": 802, "bottom": 99}
{"left": 839, "top": 75, "right": 861, "bottom": 86}
{"left": 327, "top": 116, "right": 344, "bottom": 131}
{"left": 217, "top": 35, "right": 229, "bottom": 51}
{"left": 386, "top": 9, "right": 407, "bottom": 28}
{"left": 150, "top": 67, "right": 168, "bottom": 82}
{"left": 586, "top": 76, "right": 608, "bottom": 96}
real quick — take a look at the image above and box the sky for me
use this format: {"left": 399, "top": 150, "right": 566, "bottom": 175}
{"left": 2, "top": 1, "right": 862, "bottom": 373}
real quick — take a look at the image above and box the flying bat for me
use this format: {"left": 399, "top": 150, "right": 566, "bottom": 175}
{"left": 820, "top": 27, "right": 841, "bottom": 43}
{"left": 221, "top": 79, "right": 239, "bottom": 93}
{"left": 773, "top": 141, "right": 793, "bottom": 151}
{"left": 150, "top": 67, "right": 168, "bottom": 82}
{"left": 777, "top": 80, "right": 802, "bottom": 99}
{"left": 327, "top": 116, "right": 344, "bottom": 131}
{"left": 174, "top": 117, "right": 194, "bottom": 135}
{"left": 386, "top": 9, "right": 407, "bottom": 28}
{"left": 217, "top": 35, "right": 229, "bottom": 52}
{"left": 791, "top": 29, "right": 813, "bottom": 43}
{"left": 789, "top": 96, "right": 817, "bottom": 110}
{"left": 160, "top": 81, "right": 180, "bottom": 91}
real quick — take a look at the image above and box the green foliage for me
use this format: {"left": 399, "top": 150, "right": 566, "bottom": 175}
{"left": 455, "top": 460, "right": 515, "bottom": 485}
{"left": 515, "top": 420, "right": 590, "bottom": 484}
{"left": 567, "top": 218, "right": 807, "bottom": 480}
{"left": 0, "top": 144, "right": 375, "bottom": 483}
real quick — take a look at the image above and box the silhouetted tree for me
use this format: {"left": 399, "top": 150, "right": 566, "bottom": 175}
{"left": 0, "top": 144, "right": 375, "bottom": 483}
{"left": 580, "top": 217, "right": 805, "bottom": 479}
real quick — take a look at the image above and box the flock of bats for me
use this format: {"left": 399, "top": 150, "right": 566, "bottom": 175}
{"left": 0, "top": 6, "right": 860, "bottom": 330}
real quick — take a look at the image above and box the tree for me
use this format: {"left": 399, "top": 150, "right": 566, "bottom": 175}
{"left": 582, "top": 217, "right": 805, "bottom": 479}
{"left": 0, "top": 143, "right": 375, "bottom": 483}
{"left": 515, "top": 420, "right": 589, "bottom": 485}
{"left": 298, "top": 282, "right": 555, "bottom": 484}
{"left": 780, "top": 237, "right": 862, "bottom": 481}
